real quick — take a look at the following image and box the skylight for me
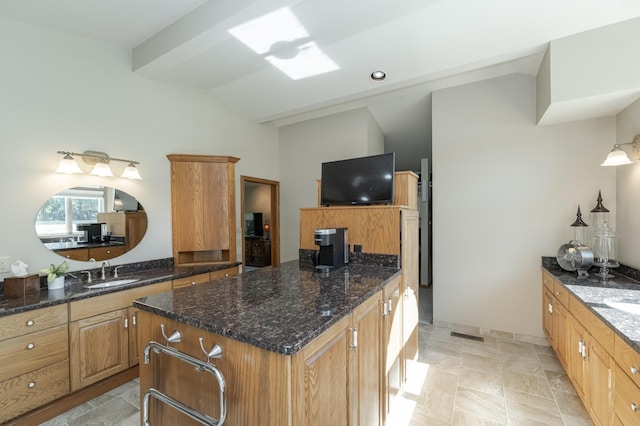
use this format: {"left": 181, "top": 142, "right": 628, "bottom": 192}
{"left": 229, "top": 7, "right": 339, "bottom": 80}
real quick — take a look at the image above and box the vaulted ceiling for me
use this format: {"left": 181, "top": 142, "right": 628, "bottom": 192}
{"left": 1, "top": 0, "right": 640, "bottom": 170}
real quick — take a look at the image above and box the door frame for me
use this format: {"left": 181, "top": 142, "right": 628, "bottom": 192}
{"left": 240, "top": 175, "right": 280, "bottom": 268}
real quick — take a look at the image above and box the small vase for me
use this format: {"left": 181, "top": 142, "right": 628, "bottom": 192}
{"left": 48, "top": 276, "right": 65, "bottom": 290}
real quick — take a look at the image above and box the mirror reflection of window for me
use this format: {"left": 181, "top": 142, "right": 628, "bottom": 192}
{"left": 35, "top": 186, "right": 147, "bottom": 261}
{"left": 35, "top": 187, "right": 108, "bottom": 240}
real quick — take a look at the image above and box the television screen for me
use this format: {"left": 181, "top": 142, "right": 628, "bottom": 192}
{"left": 320, "top": 153, "right": 395, "bottom": 206}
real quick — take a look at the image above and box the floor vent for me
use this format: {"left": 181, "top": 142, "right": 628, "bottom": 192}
{"left": 450, "top": 331, "right": 485, "bottom": 342}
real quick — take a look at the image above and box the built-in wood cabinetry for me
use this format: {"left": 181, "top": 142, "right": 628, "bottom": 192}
{"left": 382, "top": 276, "right": 403, "bottom": 420}
{"left": 168, "top": 154, "right": 239, "bottom": 266}
{"left": 97, "top": 211, "right": 147, "bottom": 252}
{"left": 299, "top": 204, "right": 420, "bottom": 390}
{"left": 0, "top": 305, "right": 69, "bottom": 423}
{"left": 172, "top": 267, "right": 239, "bottom": 289}
{"left": 55, "top": 245, "right": 126, "bottom": 261}
{"left": 542, "top": 269, "right": 640, "bottom": 426}
{"left": 542, "top": 271, "right": 569, "bottom": 370}
{"left": 69, "top": 281, "right": 171, "bottom": 391}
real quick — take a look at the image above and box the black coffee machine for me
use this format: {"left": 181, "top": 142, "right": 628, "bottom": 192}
{"left": 313, "top": 228, "right": 349, "bottom": 273}
{"left": 77, "top": 223, "right": 104, "bottom": 243}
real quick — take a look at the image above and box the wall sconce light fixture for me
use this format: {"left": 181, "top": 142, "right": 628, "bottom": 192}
{"left": 55, "top": 150, "right": 142, "bottom": 179}
{"left": 601, "top": 134, "right": 640, "bottom": 166}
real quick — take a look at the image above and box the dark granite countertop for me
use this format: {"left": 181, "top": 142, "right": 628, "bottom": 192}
{"left": 133, "top": 260, "right": 401, "bottom": 356}
{"left": 0, "top": 260, "right": 240, "bottom": 317}
{"left": 542, "top": 261, "right": 640, "bottom": 353}
{"left": 44, "top": 240, "right": 125, "bottom": 251}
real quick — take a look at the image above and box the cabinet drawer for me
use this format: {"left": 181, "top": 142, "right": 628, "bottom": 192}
{"left": 615, "top": 334, "right": 640, "bottom": 388}
{"left": 0, "top": 304, "right": 68, "bottom": 341}
{"left": 209, "top": 266, "right": 238, "bottom": 281}
{"left": 173, "top": 273, "right": 211, "bottom": 289}
{"left": 614, "top": 364, "right": 640, "bottom": 425}
{"left": 569, "top": 293, "right": 614, "bottom": 354}
{"left": 88, "top": 245, "right": 126, "bottom": 259}
{"left": 0, "top": 324, "right": 69, "bottom": 382}
{"left": 70, "top": 281, "right": 172, "bottom": 321}
{"left": 55, "top": 248, "right": 89, "bottom": 261}
{"left": 0, "top": 359, "right": 69, "bottom": 424}
{"left": 552, "top": 280, "right": 569, "bottom": 308}
{"left": 542, "top": 270, "right": 554, "bottom": 290}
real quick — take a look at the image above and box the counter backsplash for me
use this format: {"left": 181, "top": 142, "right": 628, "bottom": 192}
{"left": 0, "top": 257, "right": 175, "bottom": 297}
{"left": 298, "top": 248, "right": 400, "bottom": 270}
{"left": 542, "top": 256, "right": 640, "bottom": 283}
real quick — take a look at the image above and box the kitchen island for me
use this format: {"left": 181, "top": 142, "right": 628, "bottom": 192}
{"left": 135, "top": 260, "right": 403, "bottom": 426}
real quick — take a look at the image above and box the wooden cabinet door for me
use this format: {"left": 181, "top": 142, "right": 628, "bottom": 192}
{"left": 349, "top": 292, "right": 382, "bottom": 426}
{"left": 128, "top": 307, "right": 139, "bottom": 367}
{"left": 382, "top": 277, "right": 403, "bottom": 423}
{"left": 69, "top": 309, "right": 129, "bottom": 391}
{"left": 292, "top": 316, "right": 351, "bottom": 426}
{"left": 125, "top": 212, "right": 148, "bottom": 251}
{"left": 552, "top": 300, "right": 569, "bottom": 370}
{"left": 171, "top": 161, "right": 230, "bottom": 252}
{"left": 401, "top": 209, "right": 419, "bottom": 372}
{"left": 569, "top": 317, "right": 589, "bottom": 402}
{"left": 587, "top": 337, "right": 613, "bottom": 426}
{"left": 542, "top": 287, "right": 553, "bottom": 340}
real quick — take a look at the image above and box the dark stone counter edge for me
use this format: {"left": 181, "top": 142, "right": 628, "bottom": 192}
{"left": 541, "top": 256, "right": 640, "bottom": 354}
{"left": 0, "top": 258, "right": 240, "bottom": 317}
{"left": 134, "top": 268, "right": 403, "bottom": 356}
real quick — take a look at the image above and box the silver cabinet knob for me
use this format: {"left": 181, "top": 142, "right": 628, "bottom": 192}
{"left": 27, "top": 343, "right": 35, "bottom": 350}
{"left": 631, "top": 366, "right": 639, "bottom": 375}
{"left": 28, "top": 382, "right": 36, "bottom": 388}
{"left": 632, "top": 403, "right": 638, "bottom": 412}
{"left": 26, "top": 320, "right": 34, "bottom": 326}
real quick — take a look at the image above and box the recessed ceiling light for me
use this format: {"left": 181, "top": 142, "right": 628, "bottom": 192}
{"left": 370, "top": 71, "right": 386, "bottom": 81}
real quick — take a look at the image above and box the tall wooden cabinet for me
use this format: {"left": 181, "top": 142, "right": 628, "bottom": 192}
{"left": 168, "top": 155, "right": 239, "bottom": 266}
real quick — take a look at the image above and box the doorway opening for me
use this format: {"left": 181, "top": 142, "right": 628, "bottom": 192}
{"left": 240, "top": 176, "right": 280, "bottom": 271}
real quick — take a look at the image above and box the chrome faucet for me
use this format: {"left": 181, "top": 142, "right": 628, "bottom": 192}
{"left": 80, "top": 271, "right": 92, "bottom": 283}
{"left": 101, "top": 261, "right": 110, "bottom": 280}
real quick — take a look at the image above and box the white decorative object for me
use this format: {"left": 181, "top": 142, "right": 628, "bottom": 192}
{"left": 48, "top": 276, "right": 65, "bottom": 290}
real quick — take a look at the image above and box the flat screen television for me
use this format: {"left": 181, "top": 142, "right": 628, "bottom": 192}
{"left": 320, "top": 152, "right": 395, "bottom": 206}
{"left": 244, "top": 212, "right": 263, "bottom": 237}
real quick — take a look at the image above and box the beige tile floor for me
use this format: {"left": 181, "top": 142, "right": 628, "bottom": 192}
{"left": 44, "top": 323, "right": 592, "bottom": 425}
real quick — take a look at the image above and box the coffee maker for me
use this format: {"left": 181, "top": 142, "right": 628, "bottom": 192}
{"left": 313, "top": 228, "right": 349, "bottom": 273}
{"left": 77, "top": 223, "right": 104, "bottom": 243}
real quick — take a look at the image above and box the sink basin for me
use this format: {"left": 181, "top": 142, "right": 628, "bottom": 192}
{"left": 604, "top": 298, "right": 640, "bottom": 316}
{"left": 85, "top": 279, "right": 139, "bottom": 289}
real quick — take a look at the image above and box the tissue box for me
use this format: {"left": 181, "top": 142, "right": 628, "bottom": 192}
{"left": 4, "top": 274, "right": 40, "bottom": 298}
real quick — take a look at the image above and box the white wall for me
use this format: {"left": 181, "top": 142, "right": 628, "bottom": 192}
{"left": 615, "top": 98, "right": 640, "bottom": 268}
{"left": 245, "top": 184, "right": 272, "bottom": 225}
{"left": 432, "top": 74, "right": 615, "bottom": 337}
{"left": 0, "top": 17, "right": 279, "bottom": 279}
{"left": 278, "top": 108, "right": 384, "bottom": 261}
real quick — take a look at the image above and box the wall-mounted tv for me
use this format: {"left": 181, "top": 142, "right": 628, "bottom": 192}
{"left": 320, "top": 152, "right": 395, "bottom": 206}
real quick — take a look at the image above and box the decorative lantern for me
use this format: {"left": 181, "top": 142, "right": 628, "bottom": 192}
{"left": 570, "top": 205, "right": 588, "bottom": 245}
{"left": 590, "top": 190, "right": 610, "bottom": 244}
{"left": 592, "top": 221, "right": 619, "bottom": 279}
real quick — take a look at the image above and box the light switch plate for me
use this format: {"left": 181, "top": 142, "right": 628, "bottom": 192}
{"left": 0, "top": 257, "right": 9, "bottom": 273}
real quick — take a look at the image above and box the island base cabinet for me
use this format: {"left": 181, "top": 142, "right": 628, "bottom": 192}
{"left": 139, "top": 289, "right": 387, "bottom": 426}
{"left": 137, "top": 310, "right": 291, "bottom": 426}
{"left": 292, "top": 315, "right": 351, "bottom": 426}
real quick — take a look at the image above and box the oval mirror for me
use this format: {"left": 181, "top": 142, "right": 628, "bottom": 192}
{"left": 35, "top": 186, "right": 147, "bottom": 261}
